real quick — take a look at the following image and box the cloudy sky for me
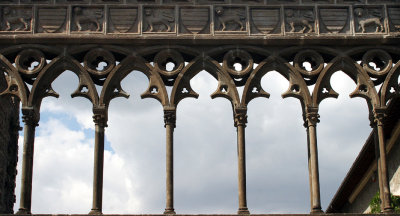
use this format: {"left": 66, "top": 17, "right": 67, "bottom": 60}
{"left": 13, "top": 68, "right": 372, "bottom": 214}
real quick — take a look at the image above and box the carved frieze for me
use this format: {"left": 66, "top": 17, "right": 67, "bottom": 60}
{"left": 214, "top": 6, "right": 247, "bottom": 32}
{"left": 179, "top": 6, "right": 210, "bottom": 34}
{"left": 250, "top": 7, "right": 281, "bottom": 35}
{"left": 71, "top": 6, "right": 104, "bottom": 32}
{"left": 37, "top": 7, "right": 67, "bottom": 33}
{"left": 388, "top": 6, "right": 400, "bottom": 33}
{"left": 0, "top": 2, "right": 398, "bottom": 37}
{"left": 143, "top": 6, "right": 176, "bottom": 33}
{"left": 353, "top": 6, "right": 385, "bottom": 34}
{"left": 318, "top": 6, "right": 350, "bottom": 34}
{"left": 108, "top": 6, "right": 139, "bottom": 34}
{"left": 284, "top": 7, "right": 315, "bottom": 34}
{"left": 0, "top": 6, "right": 32, "bottom": 32}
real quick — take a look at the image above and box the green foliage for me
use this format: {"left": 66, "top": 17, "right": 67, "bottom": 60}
{"left": 369, "top": 192, "right": 400, "bottom": 213}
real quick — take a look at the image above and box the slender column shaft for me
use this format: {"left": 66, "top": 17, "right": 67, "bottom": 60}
{"left": 373, "top": 108, "right": 393, "bottom": 213}
{"left": 90, "top": 112, "right": 107, "bottom": 215}
{"left": 305, "top": 125, "right": 313, "bottom": 210}
{"left": 305, "top": 107, "right": 322, "bottom": 213}
{"left": 234, "top": 108, "right": 249, "bottom": 214}
{"left": 164, "top": 108, "right": 176, "bottom": 214}
{"left": 17, "top": 110, "right": 39, "bottom": 215}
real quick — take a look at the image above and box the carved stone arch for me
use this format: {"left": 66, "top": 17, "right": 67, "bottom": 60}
{"left": 242, "top": 55, "right": 311, "bottom": 109}
{"left": 100, "top": 55, "right": 169, "bottom": 107}
{"left": 0, "top": 53, "right": 28, "bottom": 106}
{"left": 29, "top": 55, "right": 99, "bottom": 110}
{"left": 170, "top": 55, "right": 240, "bottom": 108}
{"left": 312, "top": 55, "right": 379, "bottom": 109}
{"left": 381, "top": 61, "right": 400, "bottom": 106}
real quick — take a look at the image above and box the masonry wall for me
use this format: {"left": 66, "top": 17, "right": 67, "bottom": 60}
{"left": 0, "top": 72, "right": 19, "bottom": 213}
{"left": 343, "top": 124, "right": 400, "bottom": 213}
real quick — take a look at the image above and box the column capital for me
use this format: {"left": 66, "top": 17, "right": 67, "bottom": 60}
{"left": 305, "top": 106, "right": 319, "bottom": 127}
{"left": 21, "top": 107, "right": 39, "bottom": 127}
{"left": 93, "top": 107, "right": 108, "bottom": 127}
{"left": 234, "top": 108, "right": 247, "bottom": 127}
{"left": 372, "top": 107, "right": 386, "bottom": 127}
{"left": 164, "top": 108, "right": 176, "bottom": 128}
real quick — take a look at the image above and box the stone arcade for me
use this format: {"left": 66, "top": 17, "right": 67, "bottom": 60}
{"left": 0, "top": 0, "right": 399, "bottom": 215}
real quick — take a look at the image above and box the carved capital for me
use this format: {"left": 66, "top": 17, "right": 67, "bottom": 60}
{"left": 21, "top": 107, "right": 39, "bottom": 127}
{"left": 93, "top": 107, "right": 108, "bottom": 127}
{"left": 164, "top": 108, "right": 176, "bottom": 128}
{"left": 305, "top": 106, "right": 319, "bottom": 127}
{"left": 372, "top": 107, "right": 386, "bottom": 127}
{"left": 234, "top": 108, "right": 247, "bottom": 127}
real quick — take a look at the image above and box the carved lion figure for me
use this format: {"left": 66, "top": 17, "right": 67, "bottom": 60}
{"left": 144, "top": 9, "right": 175, "bottom": 32}
{"left": 354, "top": 8, "right": 384, "bottom": 33}
{"left": 74, "top": 7, "right": 102, "bottom": 32}
{"left": 2, "top": 7, "right": 31, "bottom": 31}
{"left": 215, "top": 7, "right": 246, "bottom": 31}
{"left": 285, "top": 9, "right": 314, "bottom": 34}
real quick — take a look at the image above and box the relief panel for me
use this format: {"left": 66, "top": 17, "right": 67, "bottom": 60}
{"left": 0, "top": 6, "right": 32, "bottom": 32}
{"left": 179, "top": 6, "right": 210, "bottom": 34}
{"left": 318, "top": 6, "right": 350, "bottom": 34}
{"left": 302, "top": 0, "right": 333, "bottom": 3}
{"left": 388, "top": 6, "right": 400, "bottom": 33}
{"left": 37, "top": 6, "right": 68, "bottom": 33}
{"left": 231, "top": 0, "right": 265, "bottom": 5}
{"left": 336, "top": 0, "right": 365, "bottom": 3}
{"left": 267, "top": 0, "right": 299, "bottom": 5}
{"left": 163, "top": 0, "right": 195, "bottom": 4}
{"left": 108, "top": 7, "right": 139, "bottom": 34}
{"left": 56, "top": 0, "right": 90, "bottom": 3}
{"left": 214, "top": 6, "right": 247, "bottom": 33}
{"left": 197, "top": 0, "right": 228, "bottom": 5}
{"left": 284, "top": 7, "right": 315, "bottom": 34}
{"left": 93, "top": 0, "right": 124, "bottom": 3}
{"left": 71, "top": 6, "right": 104, "bottom": 32}
{"left": 143, "top": 6, "right": 176, "bottom": 33}
{"left": 20, "top": 0, "right": 53, "bottom": 3}
{"left": 353, "top": 6, "right": 385, "bottom": 34}
{"left": 126, "top": 0, "right": 159, "bottom": 3}
{"left": 249, "top": 7, "right": 282, "bottom": 35}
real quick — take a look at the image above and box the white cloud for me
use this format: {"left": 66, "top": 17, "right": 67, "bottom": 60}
{"left": 14, "top": 70, "right": 373, "bottom": 214}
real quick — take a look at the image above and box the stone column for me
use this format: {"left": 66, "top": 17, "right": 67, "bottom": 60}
{"left": 89, "top": 109, "right": 107, "bottom": 215}
{"left": 17, "top": 108, "right": 39, "bottom": 215}
{"left": 304, "top": 106, "right": 322, "bottom": 213}
{"left": 372, "top": 108, "right": 393, "bottom": 213}
{"left": 234, "top": 108, "right": 250, "bottom": 215}
{"left": 164, "top": 108, "right": 176, "bottom": 214}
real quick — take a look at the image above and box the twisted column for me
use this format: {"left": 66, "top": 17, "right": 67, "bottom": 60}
{"left": 17, "top": 107, "right": 39, "bottom": 215}
{"left": 234, "top": 108, "right": 250, "bottom": 214}
{"left": 304, "top": 106, "right": 322, "bottom": 213}
{"left": 372, "top": 108, "right": 393, "bottom": 213}
{"left": 164, "top": 107, "right": 176, "bottom": 214}
{"left": 89, "top": 108, "right": 108, "bottom": 215}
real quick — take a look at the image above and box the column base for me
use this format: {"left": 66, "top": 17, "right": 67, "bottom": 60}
{"left": 237, "top": 207, "right": 250, "bottom": 215}
{"left": 310, "top": 208, "right": 323, "bottom": 214}
{"left": 164, "top": 208, "right": 176, "bottom": 214}
{"left": 89, "top": 209, "right": 102, "bottom": 215}
{"left": 16, "top": 208, "right": 31, "bottom": 215}
{"left": 383, "top": 207, "right": 394, "bottom": 213}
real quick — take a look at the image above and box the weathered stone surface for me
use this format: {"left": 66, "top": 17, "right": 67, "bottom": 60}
{"left": 0, "top": 70, "right": 19, "bottom": 214}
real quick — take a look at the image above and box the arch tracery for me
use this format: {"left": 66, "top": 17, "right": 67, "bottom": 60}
{"left": 0, "top": 26, "right": 399, "bottom": 213}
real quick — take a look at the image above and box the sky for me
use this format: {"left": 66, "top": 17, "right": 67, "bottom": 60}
{"left": 13, "top": 68, "right": 372, "bottom": 214}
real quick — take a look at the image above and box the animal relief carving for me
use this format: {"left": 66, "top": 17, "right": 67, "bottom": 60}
{"left": 144, "top": 8, "right": 175, "bottom": 32}
{"left": 215, "top": 7, "right": 246, "bottom": 31}
{"left": 285, "top": 9, "right": 314, "bottom": 34}
{"left": 73, "top": 7, "right": 103, "bottom": 32}
{"left": 1, "top": 7, "right": 31, "bottom": 31}
{"left": 354, "top": 8, "right": 384, "bottom": 33}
